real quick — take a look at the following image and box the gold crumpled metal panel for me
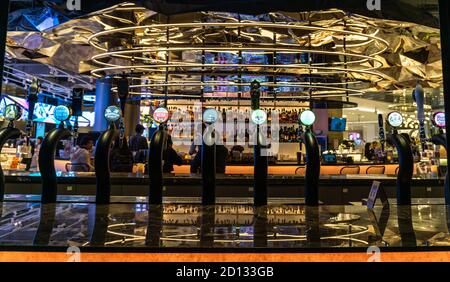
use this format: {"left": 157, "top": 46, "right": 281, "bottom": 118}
{"left": 5, "top": 3, "right": 443, "bottom": 92}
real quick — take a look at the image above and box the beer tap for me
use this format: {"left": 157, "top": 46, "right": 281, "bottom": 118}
{"left": 250, "top": 80, "right": 261, "bottom": 110}
{"left": 38, "top": 105, "right": 72, "bottom": 203}
{"left": 296, "top": 119, "right": 305, "bottom": 164}
{"left": 250, "top": 80, "right": 269, "bottom": 207}
{"left": 0, "top": 104, "right": 22, "bottom": 200}
{"left": 19, "top": 77, "right": 40, "bottom": 170}
{"left": 386, "top": 111, "right": 413, "bottom": 205}
{"left": 412, "top": 83, "right": 427, "bottom": 150}
{"left": 201, "top": 108, "right": 218, "bottom": 205}
{"left": 26, "top": 77, "right": 39, "bottom": 145}
{"left": 148, "top": 106, "right": 169, "bottom": 205}
{"left": 300, "top": 110, "right": 320, "bottom": 206}
{"left": 378, "top": 113, "right": 385, "bottom": 152}
{"left": 95, "top": 105, "right": 120, "bottom": 204}
{"left": 71, "top": 88, "right": 84, "bottom": 148}
{"left": 430, "top": 111, "right": 448, "bottom": 202}
{"left": 117, "top": 76, "right": 129, "bottom": 147}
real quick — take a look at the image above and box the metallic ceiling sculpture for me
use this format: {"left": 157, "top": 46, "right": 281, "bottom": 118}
{"left": 4, "top": 2, "right": 443, "bottom": 101}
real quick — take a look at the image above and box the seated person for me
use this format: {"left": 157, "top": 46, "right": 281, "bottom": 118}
{"left": 163, "top": 136, "right": 183, "bottom": 173}
{"left": 372, "top": 141, "right": 383, "bottom": 161}
{"left": 69, "top": 136, "right": 94, "bottom": 172}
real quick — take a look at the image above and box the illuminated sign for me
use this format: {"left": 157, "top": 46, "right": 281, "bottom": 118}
{"left": 387, "top": 111, "right": 403, "bottom": 127}
{"left": 251, "top": 109, "right": 267, "bottom": 125}
{"left": 203, "top": 108, "right": 219, "bottom": 124}
{"left": 53, "top": 105, "right": 71, "bottom": 122}
{"left": 433, "top": 112, "right": 446, "bottom": 128}
{"left": 104, "top": 106, "right": 121, "bottom": 122}
{"left": 153, "top": 107, "right": 169, "bottom": 123}
{"left": 4, "top": 104, "right": 21, "bottom": 121}
{"left": 300, "top": 110, "right": 316, "bottom": 126}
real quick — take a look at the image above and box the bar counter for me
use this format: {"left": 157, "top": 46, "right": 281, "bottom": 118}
{"left": 52, "top": 160, "right": 410, "bottom": 175}
{"left": 2, "top": 171, "right": 445, "bottom": 204}
{"left": 170, "top": 163, "right": 403, "bottom": 175}
{"left": 1, "top": 200, "right": 450, "bottom": 254}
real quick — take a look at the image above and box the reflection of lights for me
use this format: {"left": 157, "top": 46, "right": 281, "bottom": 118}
{"left": 107, "top": 223, "right": 143, "bottom": 239}
{"left": 104, "top": 222, "right": 370, "bottom": 245}
{"left": 105, "top": 238, "right": 145, "bottom": 245}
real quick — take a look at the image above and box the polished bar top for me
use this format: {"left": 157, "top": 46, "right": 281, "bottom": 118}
{"left": 0, "top": 199, "right": 449, "bottom": 252}
{"left": 3, "top": 170, "right": 444, "bottom": 186}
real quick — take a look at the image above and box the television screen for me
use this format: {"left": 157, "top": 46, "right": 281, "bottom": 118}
{"left": 329, "top": 117, "right": 347, "bottom": 132}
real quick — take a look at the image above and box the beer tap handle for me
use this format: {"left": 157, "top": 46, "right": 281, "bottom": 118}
{"left": 116, "top": 76, "right": 129, "bottom": 147}
{"left": 119, "top": 117, "right": 125, "bottom": 147}
{"left": 413, "top": 83, "right": 427, "bottom": 150}
{"left": 26, "top": 77, "right": 40, "bottom": 145}
{"left": 117, "top": 76, "right": 129, "bottom": 118}
{"left": 73, "top": 116, "right": 79, "bottom": 146}
{"left": 378, "top": 114, "right": 385, "bottom": 151}
{"left": 250, "top": 80, "right": 261, "bottom": 110}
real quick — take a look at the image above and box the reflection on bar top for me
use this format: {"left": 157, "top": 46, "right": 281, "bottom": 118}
{"left": 0, "top": 201, "right": 450, "bottom": 250}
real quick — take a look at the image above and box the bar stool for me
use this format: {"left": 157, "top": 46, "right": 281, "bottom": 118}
{"left": 365, "top": 165, "right": 386, "bottom": 174}
{"left": 295, "top": 166, "right": 306, "bottom": 176}
{"left": 339, "top": 166, "right": 360, "bottom": 175}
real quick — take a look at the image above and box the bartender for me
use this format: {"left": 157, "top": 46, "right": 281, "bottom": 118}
{"left": 163, "top": 136, "right": 183, "bottom": 173}
{"left": 189, "top": 142, "right": 229, "bottom": 173}
{"left": 129, "top": 124, "right": 149, "bottom": 163}
{"left": 189, "top": 139, "right": 201, "bottom": 173}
